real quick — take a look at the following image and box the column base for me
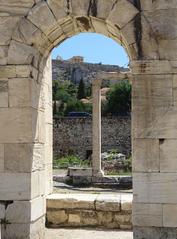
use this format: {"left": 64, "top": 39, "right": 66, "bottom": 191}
{"left": 134, "top": 226, "right": 177, "bottom": 239}
{"left": 92, "top": 170, "right": 104, "bottom": 177}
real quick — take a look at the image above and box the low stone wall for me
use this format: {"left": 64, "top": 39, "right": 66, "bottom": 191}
{"left": 53, "top": 116, "right": 131, "bottom": 159}
{"left": 46, "top": 194, "right": 132, "bottom": 229}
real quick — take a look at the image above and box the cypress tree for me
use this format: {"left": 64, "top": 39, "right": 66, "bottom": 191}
{"left": 77, "top": 79, "right": 86, "bottom": 99}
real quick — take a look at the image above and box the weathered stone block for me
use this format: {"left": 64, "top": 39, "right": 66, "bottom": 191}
{"left": 47, "top": 194, "right": 95, "bottom": 210}
{"left": 48, "top": 25, "right": 64, "bottom": 43}
{"left": 121, "top": 20, "right": 135, "bottom": 46}
{"left": 31, "top": 170, "right": 46, "bottom": 199}
{"left": 8, "top": 40, "right": 39, "bottom": 65}
{"left": 28, "top": 1, "right": 57, "bottom": 35}
{"left": 0, "top": 46, "right": 8, "bottom": 65}
{"left": 108, "top": 0, "right": 138, "bottom": 29}
{"left": 0, "top": 144, "right": 4, "bottom": 172}
{"left": 160, "top": 139, "right": 177, "bottom": 172}
{"left": 0, "top": 0, "right": 34, "bottom": 15}
{"left": 0, "top": 65, "right": 32, "bottom": 79}
{"left": 173, "top": 75, "right": 177, "bottom": 106}
{"left": 163, "top": 204, "right": 177, "bottom": 227}
{"left": 115, "top": 214, "right": 132, "bottom": 224}
{"left": 9, "top": 77, "right": 43, "bottom": 110}
{"left": 140, "top": 0, "right": 152, "bottom": 10}
{"left": 0, "top": 173, "right": 31, "bottom": 200}
{"left": 0, "top": 171, "right": 45, "bottom": 200}
{"left": 47, "top": 210, "right": 68, "bottom": 225}
{"left": 133, "top": 105, "right": 177, "bottom": 139}
{"left": 47, "top": 0, "right": 68, "bottom": 20}
{"left": 134, "top": 173, "right": 177, "bottom": 204}
{"left": 6, "top": 197, "right": 45, "bottom": 223}
{"left": 0, "top": 16, "right": 19, "bottom": 45}
{"left": 133, "top": 139, "right": 159, "bottom": 172}
{"left": 45, "top": 123, "right": 53, "bottom": 145}
{"left": 0, "top": 108, "right": 37, "bottom": 143}
{"left": 121, "top": 194, "right": 133, "bottom": 211}
{"left": 97, "top": 0, "right": 115, "bottom": 19}
{"left": 152, "top": 0, "right": 177, "bottom": 10}
{"left": 45, "top": 164, "right": 53, "bottom": 195}
{"left": 45, "top": 144, "right": 53, "bottom": 166}
{"left": 91, "top": 18, "right": 108, "bottom": 37}
{"left": 97, "top": 211, "right": 113, "bottom": 225}
{"left": 9, "top": 78, "right": 31, "bottom": 108}
{"left": 60, "top": 17, "right": 78, "bottom": 37}
{"left": 0, "top": 203, "right": 5, "bottom": 220}
{"left": 68, "top": 167, "right": 92, "bottom": 177}
{"left": 1, "top": 216, "right": 45, "bottom": 239}
{"left": 0, "top": 80, "right": 8, "bottom": 108}
{"left": 132, "top": 75, "right": 173, "bottom": 107}
{"left": 159, "top": 39, "right": 177, "bottom": 60}
{"left": 81, "top": 210, "right": 97, "bottom": 226}
{"left": 72, "top": 176, "right": 92, "bottom": 185}
{"left": 134, "top": 226, "right": 177, "bottom": 239}
{"left": 133, "top": 203, "right": 162, "bottom": 227}
{"left": 71, "top": 0, "right": 89, "bottom": 16}
{"left": 12, "top": 18, "right": 51, "bottom": 56}
{"left": 96, "top": 194, "right": 121, "bottom": 212}
{"left": 68, "top": 213, "right": 81, "bottom": 224}
{"left": 145, "top": 9, "right": 177, "bottom": 41}
{"left": 4, "top": 143, "right": 45, "bottom": 173}
{"left": 130, "top": 60, "right": 172, "bottom": 75}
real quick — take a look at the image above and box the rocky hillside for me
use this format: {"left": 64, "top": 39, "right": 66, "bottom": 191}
{"left": 52, "top": 58, "right": 128, "bottom": 86}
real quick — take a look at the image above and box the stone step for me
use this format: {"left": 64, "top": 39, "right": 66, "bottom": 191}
{"left": 53, "top": 175, "right": 132, "bottom": 188}
{"left": 46, "top": 193, "right": 132, "bottom": 229}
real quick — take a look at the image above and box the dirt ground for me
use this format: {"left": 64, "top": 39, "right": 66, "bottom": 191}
{"left": 45, "top": 228, "right": 133, "bottom": 239}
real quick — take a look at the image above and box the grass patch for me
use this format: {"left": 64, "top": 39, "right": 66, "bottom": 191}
{"left": 53, "top": 155, "right": 90, "bottom": 169}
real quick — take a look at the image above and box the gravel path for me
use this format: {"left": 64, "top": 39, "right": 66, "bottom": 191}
{"left": 45, "top": 228, "right": 133, "bottom": 239}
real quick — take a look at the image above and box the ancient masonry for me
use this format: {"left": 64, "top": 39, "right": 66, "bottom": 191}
{"left": 0, "top": 0, "right": 177, "bottom": 238}
{"left": 53, "top": 116, "right": 131, "bottom": 159}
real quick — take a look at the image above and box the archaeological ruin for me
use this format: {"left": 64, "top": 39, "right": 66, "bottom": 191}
{"left": 0, "top": 0, "right": 177, "bottom": 238}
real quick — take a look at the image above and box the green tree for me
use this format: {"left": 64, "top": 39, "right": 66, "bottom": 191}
{"left": 77, "top": 79, "right": 86, "bottom": 99}
{"left": 106, "top": 80, "right": 131, "bottom": 115}
{"left": 64, "top": 99, "right": 85, "bottom": 115}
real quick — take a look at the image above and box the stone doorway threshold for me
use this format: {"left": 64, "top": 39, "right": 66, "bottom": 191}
{"left": 45, "top": 228, "right": 133, "bottom": 239}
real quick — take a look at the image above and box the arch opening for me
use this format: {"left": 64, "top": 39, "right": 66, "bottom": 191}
{"left": 0, "top": 0, "right": 161, "bottom": 238}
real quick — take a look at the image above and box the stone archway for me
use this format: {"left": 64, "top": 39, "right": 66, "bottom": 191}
{"left": 0, "top": 0, "right": 177, "bottom": 238}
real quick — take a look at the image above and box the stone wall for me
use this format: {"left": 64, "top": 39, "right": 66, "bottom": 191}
{"left": 46, "top": 194, "right": 132, "bottom": 229}
{"left": 53, "top": 116, "right": 131, "bottom": 159}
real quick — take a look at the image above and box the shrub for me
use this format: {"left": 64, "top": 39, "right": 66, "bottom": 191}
{"left": 53, "top": 155, "right": 90, "bottom": 169}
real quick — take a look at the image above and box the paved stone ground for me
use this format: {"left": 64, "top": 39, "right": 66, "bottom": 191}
{"left": 53, "top": 181, "right": 133, "bottom": 194}
{"left": 53, "top": 170, "right": 132, "bottom": 195}
{"left": 45, "top": 228, "right": 133, "bottom": 239}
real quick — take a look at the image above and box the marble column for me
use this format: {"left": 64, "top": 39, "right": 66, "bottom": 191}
{"left": 92, "top": 79, "right": 104, "bottom": 177}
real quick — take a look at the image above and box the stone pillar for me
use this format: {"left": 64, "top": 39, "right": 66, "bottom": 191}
{"left": 92, "top": 79, "right": 103, "bottom": 177}
{"left": 0, "top": 57, "right": 53, "bottom": 239}
{"left": 131, "top": 60, "right": 177, "bottom": 239}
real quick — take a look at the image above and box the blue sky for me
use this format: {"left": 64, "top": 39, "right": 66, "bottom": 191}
{"left": 52, "top": 33, "right": 129, "bottom": 67}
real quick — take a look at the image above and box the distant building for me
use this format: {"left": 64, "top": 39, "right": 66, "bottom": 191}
{"left": 56, "top": 55, "right": 63, "bottom": 61}
{"left": 68, "top": 56, "right": 84, "bottom": 64}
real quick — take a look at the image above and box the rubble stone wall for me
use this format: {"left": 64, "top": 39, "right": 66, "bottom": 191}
{"left": 53, "top": 116, "right": 131, "bottom": 159}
